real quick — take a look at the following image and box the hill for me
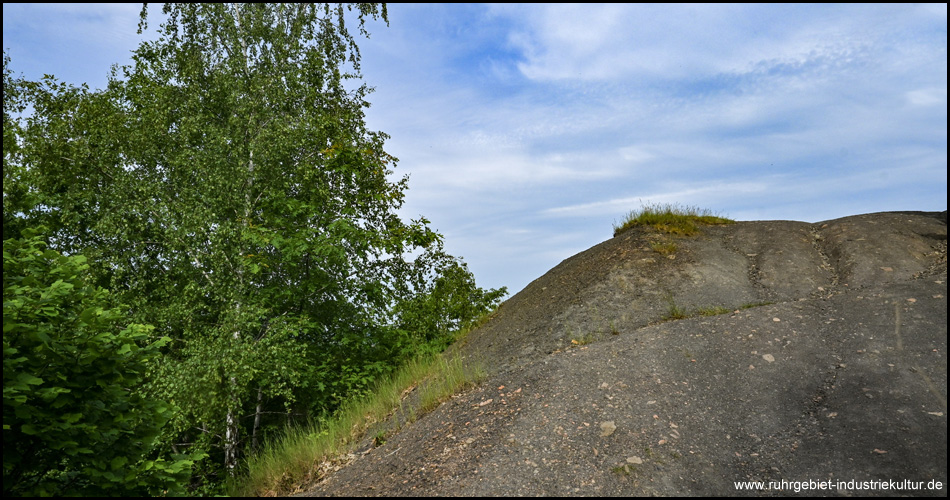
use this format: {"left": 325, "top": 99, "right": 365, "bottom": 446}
{"left": 300, "top": 210, "right": 947, "bottom": 497}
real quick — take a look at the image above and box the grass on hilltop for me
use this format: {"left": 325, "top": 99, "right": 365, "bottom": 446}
{"left": 613, "top": 202, "right": 735, "bottom": 237}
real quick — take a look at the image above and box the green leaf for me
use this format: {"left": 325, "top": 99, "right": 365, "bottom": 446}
{"left": 16, "top": 373, "right": 43, "bottom": 386}
{"left": 111, "top": 456, "right": 129, "bottom": 470}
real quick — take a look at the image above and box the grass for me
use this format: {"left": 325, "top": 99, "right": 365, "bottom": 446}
{"left": 611, "top": 465, "right": 634, "bottom": 476}
{"left": 660, "top": 298, "right": 777, "bottom": 323}
{"left": 613, "top": 202, "right": 734, "bottom": 237}
{"left": 663, "top": 295, "right": 768, "bottom": 321}
{"left": 570, "top": 331, "right": 598, "bottom": 346}
{"left": 373, "top": 430, "right": 387, "bottom": 447}
{"left": 697, "top": 306, "right": 732, "bottom": 317}
{"left": 228, "top": 333, "right": 488, "bottom": 497}
{"left": 649, "top": 239, "right": 678, "bottom": 255}
{"left": 663, "top": 294, "right": 690, "bottom": 320}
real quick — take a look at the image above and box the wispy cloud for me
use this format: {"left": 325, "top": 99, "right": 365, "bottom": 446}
{"left": 3, "top": 4, "right": 158, "bottom": 89}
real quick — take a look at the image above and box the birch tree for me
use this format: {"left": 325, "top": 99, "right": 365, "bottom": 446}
{"left": 121, "top": 2, "right": 401, "bottom": 472}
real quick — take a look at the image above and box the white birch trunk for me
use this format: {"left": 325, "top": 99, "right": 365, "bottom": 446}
{"left": 223, "top": 3, "right": 252, "bottom": 474}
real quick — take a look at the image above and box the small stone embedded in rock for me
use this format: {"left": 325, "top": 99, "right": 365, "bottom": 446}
{"left": 600, "top": 421, "right": 617, "bottom": 437}
{"left": 763, "top": 354, "right": 775, "bottom": 363}
{"left": 627, "top": 456, "right": 643, "bottom": 464}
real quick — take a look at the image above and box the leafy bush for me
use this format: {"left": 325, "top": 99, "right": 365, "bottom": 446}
{"left": 396, "top": 253, "right": 508, "bottom": 353}
{"left": 3, "top": 231, "right": 198, "bottom": 496}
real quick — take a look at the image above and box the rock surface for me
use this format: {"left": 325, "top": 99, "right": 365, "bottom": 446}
{"left": 301, "top": 211, "right": 947, "bottom": 497}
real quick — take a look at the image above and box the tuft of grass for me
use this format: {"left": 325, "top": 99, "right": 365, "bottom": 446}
{"left": 228, "top": 340, "right": 487, "bottom": 496}
{"left": 613, "top": 202, "right": 734, "bottom": 237}
{"left": 570, "top": 331, "right": 598, "bottom": 346}
{"left": 649, "top": 239, "right": 678, "bottom": 255}
{"left": 697, "top": 306, "right": 732, "bottom": 317}
{"left": 611, "top": 465, "right": 633, "bottom": 476}
{"left": 663, "top": 294, "right": 690, "bottom": 321}
{"left": 373, "top": 430, "right": 387, "bottom": 447}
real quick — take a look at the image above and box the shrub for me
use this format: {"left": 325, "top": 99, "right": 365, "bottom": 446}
{"left": 3, "top": 230, "right": 198, "bottom": 496}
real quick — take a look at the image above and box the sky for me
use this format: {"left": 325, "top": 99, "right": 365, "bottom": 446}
{"left": 3, "top": 3, "right": 947, "bottom": 297}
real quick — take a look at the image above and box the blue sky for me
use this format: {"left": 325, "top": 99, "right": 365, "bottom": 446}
{"left": 4, "top": 4, "right": 947, "bottom": 296}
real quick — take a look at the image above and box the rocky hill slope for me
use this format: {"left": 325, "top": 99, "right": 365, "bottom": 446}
{"left": 302, "top": 211, "right": 947, "bottom": 497}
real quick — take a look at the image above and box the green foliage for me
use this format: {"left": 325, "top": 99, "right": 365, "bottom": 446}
{"left": 5, "top": 2, "right": 505, "bottom": 488}
{"left": 613, "top": 202, "right": 734, "bottom": 237}
{"left": 229, "top": 348, "right": 486, "bottom": 497}
{"left": 2, "top": 52, "right": 33, "bottom": 242}
{"left": 303, "top": 253, "right": 504, "bottom": 419}
{"left": 2, "top": 230, "right": 199, "bottom": 496}
{"left": 395, "top": 252, "right": 508, "bottom": 353}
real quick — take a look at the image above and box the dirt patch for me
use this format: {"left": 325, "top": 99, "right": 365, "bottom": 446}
{"left": 300, "top": 211, "right": 947, "bottom": 497}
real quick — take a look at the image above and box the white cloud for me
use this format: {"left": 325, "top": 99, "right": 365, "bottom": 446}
{"left": 618, "top": 146, "right": 655, "bottom": 164}
{"left": 494, "top": 4, "right": 937, "bottom": 86}
{"left": 906, "top": 88, "right": 948, "bottom": 107}
{"left": 542, "top": 181, "right": 772, "bottom": 218}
